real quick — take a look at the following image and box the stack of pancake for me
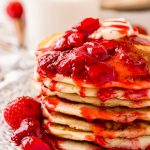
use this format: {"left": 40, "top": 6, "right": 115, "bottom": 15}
{"left": 34, "top": 18, "right": 150, "bottom": 150}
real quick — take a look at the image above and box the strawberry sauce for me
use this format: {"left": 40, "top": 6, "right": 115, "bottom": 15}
{"left": 79, "top": 87, "right": 86, "bottom": 97}
{"left": 43, "top": 96, "right": 147, "bottom": 123}
{"left": 37, "top": 18, "right": 150, "bottom": 92}
{"left": 124, "top": 89, "right": 148, "bottom": 101}
{"left": 80, "top": 106, "right": 144, "bottom": 123}
{"left": 97, "top": 88, "right": 149, "bottom": 101}
{"left": 49, "top": 80, "right": 57, "bottom": 92}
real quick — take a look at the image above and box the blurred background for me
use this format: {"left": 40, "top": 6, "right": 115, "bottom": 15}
{"left": 0, "top": 0, "right": 150, "bottom": 88}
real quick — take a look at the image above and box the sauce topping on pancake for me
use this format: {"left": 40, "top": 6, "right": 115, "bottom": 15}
{"left": 37, "top": 18, "right": 150, "bottom": 89}
{"left": 43, "top": 96, "right": 147, "bottom": 123}
{"left": 97, "top": 88, "right": 149, "bottom": 101}
{"left": 49, "top": 80, "right": 57, "bottom": 92}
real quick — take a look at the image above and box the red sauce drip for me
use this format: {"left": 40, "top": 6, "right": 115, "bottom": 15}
{"left": 81, "top": 107, "right": 112, "bottom": 121}
{"left": 35, "top": 75, "right": 44, "bottom": 82}
{"left": 79, "top": 87, "right": 86, "bottom": 97}
{"left": 124, "top": 89, "right": 148, "bottom": 101}
{"left": 43, "top": 97, "right": 59, "bottom": 111}
{"left": 41, "top": 85, "right": 48, "bottom": 96}
{"left": 91, "top": 124, "right": 115, "bottom": 139}
{"left": 97, "top": 88, "right": 116, "bottom": 101}
{"left": 94, "top": 137, "right": 107, "bottom": 147}
{"left": 49, "top": 80, "right": 57, "bottom": 92}
{"left": 97, "top": 88, "right": 149, "bottom": 101}
{"left": 81, "top": 106, "right": 144, "bottom": 123}
{"left": 115, "top": 111, "right": 143, "bottom": 123}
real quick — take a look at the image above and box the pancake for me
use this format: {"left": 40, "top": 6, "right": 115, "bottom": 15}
{"left": 55, "top": 92, "right": 150, "bottom": 108}
{"left": 42, "top": 96, "right": 150, "bottom": 123}
{"left": 43, "top": 108, "right": 150, "bottom": 139}
{"left": 34, "top": 80, "right": 98, "bottom": 97}
{"left": 34, "top": 79, "right": 150, "bottom": 101}
{"left": 58, "top": 140, "right": 100, "bottom": 150}
{"left": 40, "top": 130, "right": 101, "bottom": 150}
{"left": 53, "top": 92, "right": 150, "bottom": 108}
{"left": 34, "top": 69, "right": 150, "bottom": 90}
{"left": 35, "top": 82, "right": 150, "bottom": 108}
{"left": 43, "top": 120, "right": 150, "bottom": 149}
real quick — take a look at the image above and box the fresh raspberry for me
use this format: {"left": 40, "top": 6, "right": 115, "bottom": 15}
{"left": 67, "top": 32, "right": 84, "bottom": 47}
{"left": 73, "top": 18, "right": 100, "bottom": 35}
{"left": 6, "top": 1, "right": 23, "bottom": 19}
{"left": 21, "top": 136, "right": 51, "bottom": 150}
{"left": 11, "top": 118, "right": 42, "bottom": 145}
{"left": 4, "top": 96, "right": 41, "bottom": 130}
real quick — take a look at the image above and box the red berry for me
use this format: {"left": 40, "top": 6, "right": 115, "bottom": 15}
{"left": 67, "top": 32, "right": 84, "bottom": 47}
{"left": 6, "top": 1, "right": 23, "bottom": 19}
{"left": 11, "top": 118, "right": 41, "bottom": 145}
{"left": 21, "top": 136, "right": 51, "bottom": 150}
{"left": 4, "top": 96, "right": 41, "bottom": 130}
{"left": 73, "top": 18, "right": 100, "bottom": 35}
{"left": 54, "top": 37, "right": 69, "bottom": 51}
